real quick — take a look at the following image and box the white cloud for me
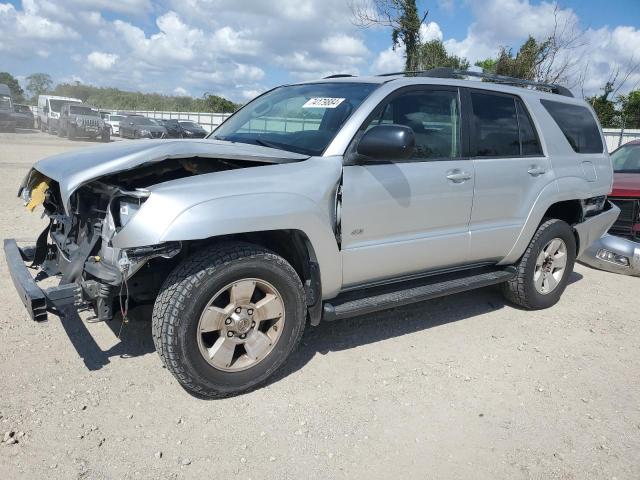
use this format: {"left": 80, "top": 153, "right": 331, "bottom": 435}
{"left": 87, "top": 51, "right": 119, "bottom": 70}
{"left": 321, "top": 34, "right": 369, "bottom": 57}
{"left": 174, "top": 86, "right": 189, "bottom": 96}
{"left": 372, "top": 46, "right": 404, "bottom": 74}
{"left": 420, "top": 22, "right": 443, "bottom": 42}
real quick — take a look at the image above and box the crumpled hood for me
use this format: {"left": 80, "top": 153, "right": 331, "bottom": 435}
{"left": 33, "top": 139, "right": 308, "bottom": 207}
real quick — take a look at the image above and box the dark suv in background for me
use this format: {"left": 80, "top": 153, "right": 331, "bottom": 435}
{"left": 58, "top": 103, "right": 110, "bottom": 142}
{"left": 13, "top": 104, "right": 35, "bottom": 129}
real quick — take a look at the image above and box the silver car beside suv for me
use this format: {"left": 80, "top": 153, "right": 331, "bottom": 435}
{"left": 5, "top": 69, "right": 618, "bottom": 398}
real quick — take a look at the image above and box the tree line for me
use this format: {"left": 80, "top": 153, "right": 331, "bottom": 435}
{"left": 0, "top": 72, "right": 238, "bottom": 113}
{"left": 351, "top": 0, "right": 640, "bottom": 129}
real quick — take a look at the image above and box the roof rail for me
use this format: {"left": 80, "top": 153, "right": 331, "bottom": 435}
{"left": 323, "top": 74, "right": 355, "bottom": 79}
{"left": 378, "top": 67, "right": 573, "bottom": 97}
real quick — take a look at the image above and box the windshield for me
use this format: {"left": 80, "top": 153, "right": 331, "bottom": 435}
{"left": 70, "top": 106, "right": 100, "bottom": 116}
{"left": 180, "top": 122, "right": 201, "bottom": 128}
{"left": 611, "top": 144, "right": 640, "bottom": 173}
{"left": 49, "top": 99, "right": 80, "bottom": 112}
{"left": 0, "top": 96, "right": 11, "bottom": 110}
{"left": 212, "top": 82, "right": 378, "bottom": 155}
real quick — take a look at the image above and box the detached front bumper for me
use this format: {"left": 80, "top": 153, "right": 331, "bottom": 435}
{"left": 3, "top": 239, "right": 82, "bottom": 321}
{"left": 579, "top": 234, "right": 640, "bottom": 276}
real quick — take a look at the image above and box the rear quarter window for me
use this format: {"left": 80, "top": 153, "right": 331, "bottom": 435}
{"left": 540, "top": 99, "right": 603, "bottom": 154}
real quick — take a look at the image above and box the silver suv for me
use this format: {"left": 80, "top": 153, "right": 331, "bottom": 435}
{"left": 5, "top": 69, "right": 619, "bottom": 398}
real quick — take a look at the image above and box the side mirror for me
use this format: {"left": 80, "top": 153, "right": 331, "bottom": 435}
{"left": 356, "top": 124, "right": 415, "bottom": 161}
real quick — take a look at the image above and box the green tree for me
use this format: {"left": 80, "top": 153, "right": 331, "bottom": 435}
{"left": 619, "top": 90, "right": 640, "bottom": 129}
{"left": 474, "top": 58, "right": 497, "bottom": 73}
{"left": 351, "top": 0, "right": 428, "bottom": 72}
{"left": 25, "top": 73, "right": 53, "bottom": 99}
{"left": 586, "top": 82, "right": 619, "bottom": 128}
{"left": 417, "top": 39, "right": 469, "bottom": 71}
{"left": 0, "top": 72, "right": 25, "bottom": 103}
{"left": 492, "top": 36, "right": 551, "bottom": 80}
{"left": 50, "top": 82, "right": 238, "bottom": 113}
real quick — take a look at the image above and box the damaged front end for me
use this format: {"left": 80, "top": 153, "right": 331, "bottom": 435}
{"left": 8, "top": 168, "right": 184, "bottom": 322}
{"left": 5, "top": 140, "right": 310, "bottom": 322}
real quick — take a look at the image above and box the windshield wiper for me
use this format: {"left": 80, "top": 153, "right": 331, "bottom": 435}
{"left": 254, "top": 138, "right": 286, "bottom": 150}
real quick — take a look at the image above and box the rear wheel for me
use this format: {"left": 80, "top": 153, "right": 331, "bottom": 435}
{"left": 67, "top": 125, "right": 75, "bottom": 140}
{"left": 152, "top": 242, "right": 306, "bottom": 398}
{"left": 502, "top": 219, "right": 576, "bottom": 309}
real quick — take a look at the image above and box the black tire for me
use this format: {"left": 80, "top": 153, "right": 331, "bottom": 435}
{"left": 101, "top": 129, "right": 110, "bottom": 142}
{"left": 502, "top": 219, "right": 576, "bottom": 310}
{"left": 67, "top": 126, "right": 75, "bottom": 140}
{"left": 152, "top": 242, "right": 307, "bottom": 398}
{"left": 57, "top": 124, "right": 64, "bottom": 137}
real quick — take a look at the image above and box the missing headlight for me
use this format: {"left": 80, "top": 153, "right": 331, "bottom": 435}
{"left": 113, "top": 192, "right": 149, "bottom": 228}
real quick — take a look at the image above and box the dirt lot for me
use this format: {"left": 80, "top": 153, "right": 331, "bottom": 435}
{"left": 0, "top": 131, "right": 638, "bottom": 480}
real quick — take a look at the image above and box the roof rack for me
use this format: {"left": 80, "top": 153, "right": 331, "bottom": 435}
{"left": 323, "top": 74, "right": 355, "bottom": 79}
{"left": 378, "top": 67, "right": 573, "bottom": 97}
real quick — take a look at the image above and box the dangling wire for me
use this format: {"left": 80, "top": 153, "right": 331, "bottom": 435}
{"left": 117, "top": 265, "right": 130, "bottom": 339}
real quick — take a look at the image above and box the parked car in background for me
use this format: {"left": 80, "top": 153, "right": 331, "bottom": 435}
{"left": 7, "top": 69, "right": 618, "bottom": 398}
{"left": 156, "top": 119, "right": 183, "bottom": 138}
{"left": 0, "top": 83, "right": 16, "bottom": 132}
{"left": 37, "top": 95, "right": 82, "bottom": 134}
{"left": 12, "top": 104, "right": 35, "bottom": 129}
{"left": 581, "top": 140, "right": 640, "bottom": 275}
{"left": 119, "top": 116, "right": 167, "bottom": 139}
{"left": 178, "top": 120, "right": 207, "bottom": 138}
{"left": 101, "top": 112, "right": 127, "bottom": 136}
{"left": 58, "top": 103, "right": 110, "bottom": 142}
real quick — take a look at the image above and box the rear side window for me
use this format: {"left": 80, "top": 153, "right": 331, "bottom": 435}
{"left": 471, "top": 92, "right": 520, "bottom": 157}
{"left": 540, "top": 100, "right": 603, "bottom": 153}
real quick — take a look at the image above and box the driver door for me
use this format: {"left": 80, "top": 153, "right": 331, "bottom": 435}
{"left": 340, "top": 86, "right": 475, "bottom": 287}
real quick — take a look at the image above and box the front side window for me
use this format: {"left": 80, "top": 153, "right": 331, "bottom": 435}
{"left": 471, "top": 92, "right": 520, "bottom": 157}
{"left": 365, "top": 89, "right": 461, "bottom": 159}
{"left": 541, "top": 99, "right": 603, "bottom": 154}
{"left": 212, "top": 82, "right": 378, "bottom": 156}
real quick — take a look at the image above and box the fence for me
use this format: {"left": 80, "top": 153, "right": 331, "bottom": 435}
{"left": 603, "top": 128, "right": 640, "bottom": 152}
{"left": 133, "top": 110, "right": 232, "bottom": 133}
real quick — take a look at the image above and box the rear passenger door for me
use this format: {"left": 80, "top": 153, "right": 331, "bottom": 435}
{"left": 464, "top": 89, "right": 552, "bottom": 262}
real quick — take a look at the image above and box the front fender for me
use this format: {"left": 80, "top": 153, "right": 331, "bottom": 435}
{"left": 112, "top": 192, "right": 343, "bottom": 298}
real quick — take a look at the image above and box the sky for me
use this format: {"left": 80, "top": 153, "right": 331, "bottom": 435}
{"left": 1, "top": 0, "right": 639, "bottom": 102}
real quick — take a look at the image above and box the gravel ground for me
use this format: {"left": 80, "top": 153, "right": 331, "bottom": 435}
{"left": 0, "top": 131, "right": 639, "bottom": 480}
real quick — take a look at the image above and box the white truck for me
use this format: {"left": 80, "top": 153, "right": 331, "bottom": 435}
{"left": 37, "top": 95, "right": 82, "bottom": 134}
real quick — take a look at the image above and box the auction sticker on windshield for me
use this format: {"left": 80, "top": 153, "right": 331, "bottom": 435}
{"left": 303, "top": 97, "right": 345, "bottom": 108}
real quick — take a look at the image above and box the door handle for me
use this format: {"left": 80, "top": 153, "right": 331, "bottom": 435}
{"left": 446, "top": 171, "right": 472, "bottom": 183}
{"left": 527, "top": 166, "right": 546, "bottom": 177}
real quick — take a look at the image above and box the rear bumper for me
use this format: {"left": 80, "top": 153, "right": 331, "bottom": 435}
{"left": 3, "top": 239, "right": 81, "bottom": 321}
{"left": 573, "top": 201, "right": 620, "bottom": 258}
{"left": 579, "top": 234, "right": 640, "bottom": 276}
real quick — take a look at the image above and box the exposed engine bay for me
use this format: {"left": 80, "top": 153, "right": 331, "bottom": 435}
{"left": 20, "top": 156, "right": 271, "bottom": 321}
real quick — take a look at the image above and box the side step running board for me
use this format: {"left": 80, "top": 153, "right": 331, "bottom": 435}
{"left": 323, "top": 267, "right": 516, "bottom": 321}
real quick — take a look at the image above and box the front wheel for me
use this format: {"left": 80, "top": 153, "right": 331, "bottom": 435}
{"left": 152, "top": 242, "right": 306, "bottom": 398}
{"left": 502, "top": 219, "right": 576, "bottom": 310}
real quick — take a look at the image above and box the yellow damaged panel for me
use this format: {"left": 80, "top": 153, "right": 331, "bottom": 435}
{"left": 26, "top": 180, "right": 50, "bottom": 212}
